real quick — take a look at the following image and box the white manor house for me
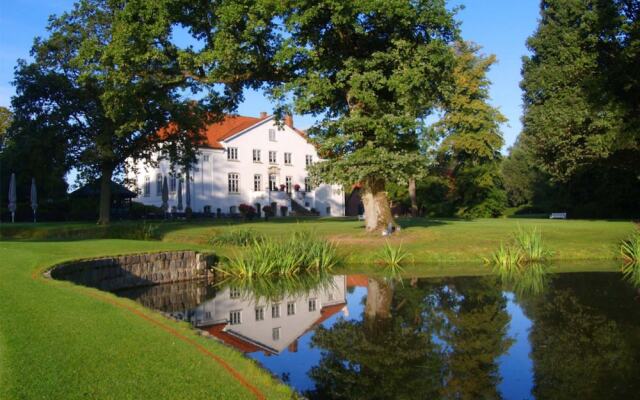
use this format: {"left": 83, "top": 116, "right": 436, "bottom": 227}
{"left": 128, "top": 113, "right": 345, "bottom": 217}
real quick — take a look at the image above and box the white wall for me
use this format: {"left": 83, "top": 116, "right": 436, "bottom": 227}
{"left": 127, "top": 116, "right": 345, "bottom": 217}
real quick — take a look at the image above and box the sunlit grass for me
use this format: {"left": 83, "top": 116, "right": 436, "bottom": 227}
{"left": 210, "top": 228, "right": 265, "bottom": 247}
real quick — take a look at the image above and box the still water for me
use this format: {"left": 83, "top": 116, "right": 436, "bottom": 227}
{"left": 116, "top": 272, "right": 640, "bottom": 399}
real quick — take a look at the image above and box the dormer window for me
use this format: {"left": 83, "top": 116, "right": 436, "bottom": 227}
{"left": 227, "top": 147, "right": 238, "bottom": 161}
{"left": 269, "top": 129, "right": 276, "bottom": 141}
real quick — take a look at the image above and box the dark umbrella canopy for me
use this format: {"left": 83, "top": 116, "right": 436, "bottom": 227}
{"left": 161, "top": 176, "right": 169, "bottom": 212}
{"left": 177, "top": 178, "right": 183, "bottom": 211}
{"left": 8, "top": 173, "right": 16, "bottom": 223}
{"left": 30, "top": 178, "right": 37, "bottom": 222}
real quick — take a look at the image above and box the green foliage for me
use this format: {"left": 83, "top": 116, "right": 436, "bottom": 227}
{"left": 621, "top": 229, "right": 640, "bottom": 286}
{"left": 377, "top": 241, "right": 412, "bottom": 269}
{"left": 210, "top": 228, "right": 265, "bottom": 247}
{"left": 519, "top": 0, "right": 640, "bottom": 218}
{"left": 486, "top": 226, "right": 552, "bottom": 269}
{"left": 219, "top": 231, "right": 340, "bottom": 277}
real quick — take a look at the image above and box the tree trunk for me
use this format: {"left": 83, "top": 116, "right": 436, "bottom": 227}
{"left": 362, "top": 178, "right": 395, "bottom": 232}
{"left": 408, "top": 178, "right": 418, "bottom": 217}
{"left": 364, "top": 277, "right": 394, "bottom": 335}
{"left": 97, "top": 166, "right": 113, "bottom": 225}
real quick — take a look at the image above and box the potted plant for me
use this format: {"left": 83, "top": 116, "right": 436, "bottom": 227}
{"left": 294, "top": 184, "right": 300, "bottom": 192}
{"left": 262, "top": 205, "right": 273, "bottom": 220}
{"left": 279, "top": 184, "right": 286, "bottom": 192}
{"left": 238, "top": 203, "right": 257, "bottom": 221}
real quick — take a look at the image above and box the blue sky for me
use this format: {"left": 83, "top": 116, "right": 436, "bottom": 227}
{"left": 0, "top": 0, "right": 540, "bottom": 150}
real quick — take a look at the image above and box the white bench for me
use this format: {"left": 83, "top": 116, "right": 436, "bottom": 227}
{"left": 549, "top": 212, "right": 567, "bottom": 219}
{"left": 357, "top": 214, "right": 365, "bottom": 221}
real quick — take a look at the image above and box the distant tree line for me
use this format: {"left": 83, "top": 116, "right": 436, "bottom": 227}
{"left": 1, "top": 0, "right": 637, "bottom": 224}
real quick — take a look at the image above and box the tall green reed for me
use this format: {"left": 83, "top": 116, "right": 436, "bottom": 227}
{"left": 621, "top": 229, "right": 640, "bottom": 286}
{"left": 219, "top": 230, "right": 341, "bottom": 277}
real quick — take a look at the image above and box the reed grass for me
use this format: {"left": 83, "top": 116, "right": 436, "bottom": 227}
{"left": 485, "top": 226, "right": 552, "bottom": 269}
{"left": 219, "top": 231, "right": 340, "bottom": 277}
{"left": 376, "top": 241, "right": 412, "bottom": 269}
{"left": 621, "top": 230, "right": 640, "bottom": 286}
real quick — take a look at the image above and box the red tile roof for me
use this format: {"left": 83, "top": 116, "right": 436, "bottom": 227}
{"left": 203, "top": 323, "right": 265, "bottom": 353}
{"left": 201, "top": 115, "right": 268, "bottom": 149}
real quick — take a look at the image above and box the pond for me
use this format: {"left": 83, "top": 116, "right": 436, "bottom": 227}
{"left": 114, "top": 271, "right": 640, "bottom": 399}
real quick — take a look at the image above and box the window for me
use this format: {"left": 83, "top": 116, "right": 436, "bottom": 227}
{"left": 285, "top": 176, "right": 292, "bottom": 193}
{"left": 272, "top": 304, "right": 281, "bottom": 318}
{"left": 269, "top": 129, "right": 276, "bottom": 141}
{"left": 269, "top": 174, "right": 277, "bottom": 191}
{"left": 305, "top": 155, "right": 313, "bottom": 166}
{"left": 272, "top": 327, "right": 280, "bottom": 341}
{"left": 143, "top": 176, "right": 151, "bottom": 197}
{"left": 255, "top": 307, "right": 265, "bottom": 321}
{"left": 284, "top": 152, "right": 292, "bottom": 165}
{"left": 308, "top": 298, "right": 317, "bottom": 312}
{"left": 269, "top": 151, "right": 277, "bottom": 164}
{"left": 229, "top": 310, "right": 241, "bottom": 325}
{"left": 156, "top": 174, "right": 163, "bottom": 196}
{"left": 326, "top": 206, "right": 331, "bottom": 215}
{"left": 287, "top": 302, "right": 296, "bottom": 316}
{"left": 254, "top": 174, "right": 262, "bottom": 192}
{"left": 304, "top": 177, "right": 312, "bottom": 192}
{"left": 204, "top": 311, "right": 212, "bottom": 320}
{"left": 230, "top": 205, "right": 237, "bottom": 214}
{"left": 227, "top": 147, "right": 238, "bottom": 160}
{"left": 203, "top": 155, "right": 209, "bottom": 162}
{"left": 229, "top": 287, "right": 241, "bottom": 299}
{"left": 170, "top": 176, "right": 176, "bottom": 193}
{"left": 228, "top": 173, "right": 239, "bottom": 193}
{"left": 253, "top": 149, "right": 261, "bottom": 163}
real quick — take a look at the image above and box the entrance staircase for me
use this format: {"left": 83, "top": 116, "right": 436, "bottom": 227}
{"left": 290, "top": 199, "right": 319, "bottom": 216}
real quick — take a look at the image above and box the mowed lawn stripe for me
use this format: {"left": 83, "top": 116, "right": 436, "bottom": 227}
{"left": 0, "top": 240, "right": 292, "bottom": 400}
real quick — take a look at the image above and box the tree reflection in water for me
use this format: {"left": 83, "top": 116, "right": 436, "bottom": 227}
{"left": 306, "top": 276, "right": 513, "bottom": 400}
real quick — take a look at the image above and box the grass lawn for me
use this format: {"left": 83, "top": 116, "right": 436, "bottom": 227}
{"left": 0, "top": 240, "right": 292, "bottom": 400}
{"left": 0, "top": 217, "right": 635, "bottom": 399}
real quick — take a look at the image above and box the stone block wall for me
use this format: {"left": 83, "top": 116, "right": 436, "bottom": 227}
{"left": 50, "top": 251, "right": 215, "bottom": 291}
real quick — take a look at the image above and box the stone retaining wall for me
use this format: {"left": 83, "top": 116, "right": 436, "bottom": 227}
{"left": 50, "top": 251, "right": 215, "bottom": 291}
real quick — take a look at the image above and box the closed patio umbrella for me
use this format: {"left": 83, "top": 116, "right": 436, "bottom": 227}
{"left": 177, "top": 178, "right": 183, "bottom": 211}
{"left": 8, "top": 173, "right": 16, "bottom": 223}
{"left": 161, "top": 176, "right": 169, "bottom": 217}
{"left": 30, "top": 178, "right": 37, "bottom": 223}
{"left": 185, "top": 172, "right": 191, "bottom": 211}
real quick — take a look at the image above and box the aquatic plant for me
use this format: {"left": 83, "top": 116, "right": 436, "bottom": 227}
{"left": 210, "top": 228, "right": 265, "bottom": 247}
{"left": 219, "top": 231, "right": 341, "bottom": 277}
{"left": 514, "top": 226, "right": 552, "bottom": 262}
{"left": 621, "top": 230, "right": 640, "bottom": 285}
{"left": 486, "top": 226, "right": 551, "bottom": 269}
{"left": 376, "top": 241, "right": 412, "bottom": 269}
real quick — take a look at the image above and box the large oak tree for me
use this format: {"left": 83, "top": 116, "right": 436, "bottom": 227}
{"left": 275, "top": 0, "right": 459, "bottom": 231}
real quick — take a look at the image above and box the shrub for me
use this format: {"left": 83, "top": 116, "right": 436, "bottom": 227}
{"left": 238, "top": 204, "right": 257, "bottom": 220}
{"left": 210, "top": 228, "right": 265, "bottom": 246}
{"left": 262, "top": 205, "right": 274, "bottom": 218}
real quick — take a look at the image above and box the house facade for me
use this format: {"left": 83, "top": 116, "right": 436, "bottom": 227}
{"left": 127, "top": 113, "right": 345, "bottom": 217}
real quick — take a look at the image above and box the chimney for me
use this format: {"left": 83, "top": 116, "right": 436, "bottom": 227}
{"left": 259, "top": 111, "right": 268, "bottom": 118}
{"left": 284, "top": 114, "right": 294, "bottom": 129}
